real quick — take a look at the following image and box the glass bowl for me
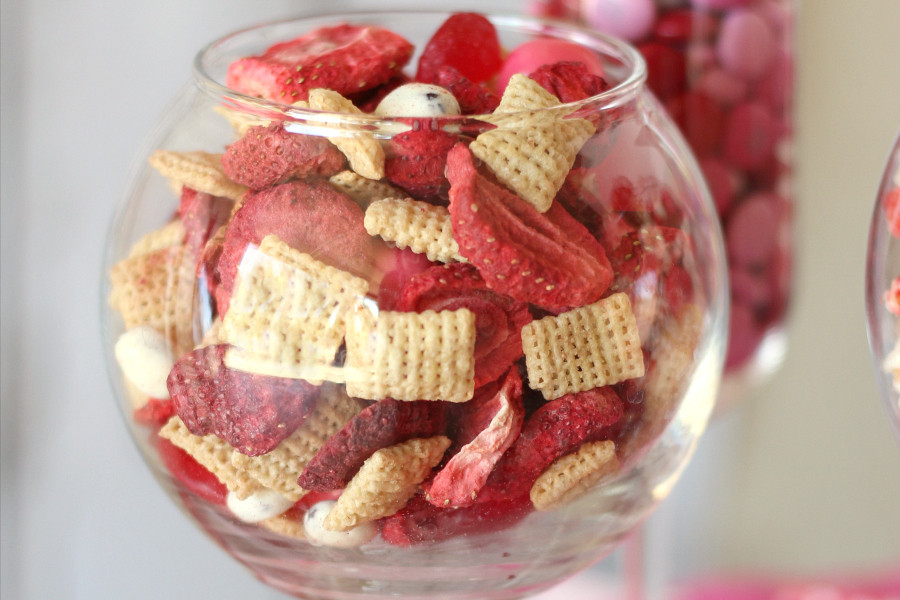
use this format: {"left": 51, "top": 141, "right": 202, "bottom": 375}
{"left": 101, "top": 10, "right": 728, "bottom": 600}
{"left": 866, "top": 130, "right": 900, "bottom": 443}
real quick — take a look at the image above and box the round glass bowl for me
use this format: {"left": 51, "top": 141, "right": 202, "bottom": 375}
{"left": 866, "top": 131, "right": 900, "bottom": 443}
{"left": 101, "top": 11, "right": 728, "bottom": 600}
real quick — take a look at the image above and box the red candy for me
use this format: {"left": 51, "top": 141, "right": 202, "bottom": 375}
{"left": 723, "top": 101, "right": 779, "bottom": 171}
{"left": 638, "top": 42, "right": 687, "bottom": 100}
{"left": 416, "top": 13, "right": 502, "bottom": 85}
{"left": 667, "top": 91, "right": 725, "bottom": 156}
{"left": 725, "top": 193, "right": 781, "bottom": 268}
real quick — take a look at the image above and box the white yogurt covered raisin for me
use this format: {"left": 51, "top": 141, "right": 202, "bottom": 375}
{"left": 374, "top": 83, "right": 460, "bottom": 117}
{"left": 226, "top": 488, "right": 295, "bottom": 523}
{"left": 114, "top": 325, "right": 175, "bottom": 400}
{"left": 303, "top": 500, "right": 377, "bottom": 548}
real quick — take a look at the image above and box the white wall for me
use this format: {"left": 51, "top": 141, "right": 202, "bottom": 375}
{"left": 2, "top": 1, "right": 898, "bottom": 598}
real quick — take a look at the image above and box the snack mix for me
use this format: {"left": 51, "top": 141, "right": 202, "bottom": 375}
{"left": 109, "top": 12, "right": 707, "bottom": 549}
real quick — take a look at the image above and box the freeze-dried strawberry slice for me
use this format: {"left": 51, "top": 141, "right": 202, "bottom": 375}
{"left": 180, "top": 187, "right": 234, "bottom": 258}
{"left": 608, "top": 176, "right": 684, "bottom": 228}
{"left": 213, "top": 179, "right": 378, "bottom": 314}
{"left": 528, "top": 61, "right": 610, "bottom": 103}
{"left": 385, "top": 121, "right": 459, "bottom": 199}
{"left": 885, "top": 187, "right": 900, "bottom": 237}
{"left": 416, "top": 13, "right": 503, "bottom": 85}
{"left": 133, "top": 398, "right": 175, "bottom": 429}
{"left": 155, "top": 433, "right": 228, "bottom": 505}
{"left": 221, "top": 122, "right": 345, "bottom": 190}
{"left": 380, "top": 493, "right": 531, "bottom": 546}
{"left": 446, "top": 144, "right": 613, "bottom": 311}
{"left": 226, "top": 24, "right": 413, "bottom": 103}
{"left": 167, "top": 344, "right": 320, "bottom": 456}
{"left": 395, "top": 263, "right": 532, "bottom": 388}
{"left": 476, "top": 386, "right": 624, "bottom": 504}
{"left": 376, "top": 246, "right": 437, "bottom": 310}
{"left": 298, "top": 398, "right": 448, "bottom": 492}
{"left": 431, "top": 66, "right": 500, "bottom": 114}
{"left": 424, "top": 369, "right": 524, "bottom": 508}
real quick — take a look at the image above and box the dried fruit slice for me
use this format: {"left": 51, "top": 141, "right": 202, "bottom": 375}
{"left": 298, "top": 398, "right": 448, "bottom": 492}
{"left": 431, "top": 65, "right": 500, "bottom": 115}
{"left": 395, "top": 263, "right": 532, "bottom": 388}
{"left": 167, "top": 344, "right": 320, "bottom": 456}
{"left": 446, "top": 143, "right": 613, "bottom": 311}
{"left": 179, "top": 187, "right": 234, "bottom": 259}
{"left": 226, "top": 24, "right": 413, "bottom": 103}
{"left": 385, "top": 124, "right": 458, "bottom": 199}
{"left": 528, "top": 61, "right": 610, "bottom": 103}
{"left": 415, "top": 13, "right": 502, "bottom": 85}
{"left": 155, "top": 430, "right": 228, "bottom": 506}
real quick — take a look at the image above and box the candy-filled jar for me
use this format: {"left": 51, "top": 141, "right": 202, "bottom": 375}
{"left": 866, "top": 131, "right": 900, "bottom": 443}
{"left": 531, "top": 0, "right": 795, "bottom": 403}
{"left": 101, "top": 11, "right": 727, "bottom": 599}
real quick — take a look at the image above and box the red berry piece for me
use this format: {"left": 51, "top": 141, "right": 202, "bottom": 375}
{"left": 298, "top": 399, "right": 448, "bottom": 492}
{"left": 446, "top": 144, "right": 614, "bottom": 311}
{"left": 213, "top": 179, "right": 378, "bottom": 314}
{"left": 226, "top": 24, "right": 413, "bottom": 103}
{"left": 885, "top": 187, "right": 900, "bottom": 237}
{"left": 133, "top": 398, "right": 176, "bottom": 429}
{"left": 350, "top": 74, "right": 413, "bottom": 113}
{"left": 425, "top": 369, "right": 525, "bottom": 508}
{"left": 431, "top": 66, "right": 500, "bottom": 115}
{"left": 156, "top": 434, "right": 228, "bottom": 505}
{"left": 385, "top": 121, "right": 459, "bottom": 199}
{"left": 221, "top": 122, "right": 345, "bottom": 190}
{"left": 395, "top": 263, "right": 532, "bottom": 388}
{"left": 167, "top": 344, "right": 320, "bottom": 456}
{"left": 528, "top": 61, "right": 610, "bottom": 103}
{"left": 416, "top": 13, "right": 502, "bottom": 85}
{"left": 375, "top": 246, "right": 437, "bottom": 311}
{"left": 179, "top": 187, "right": 234, "bottom": 258}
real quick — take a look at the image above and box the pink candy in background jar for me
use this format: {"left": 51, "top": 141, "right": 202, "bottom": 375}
{"left": 530, "top": 0, "right": 794, "bottom": 397}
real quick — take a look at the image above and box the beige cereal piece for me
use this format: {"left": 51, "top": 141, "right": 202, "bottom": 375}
{"left": 259, "top": 515, "right": 307, "bottom": 540}
{"left": 148, "top": 150, "right": 248, "bottom": 201}
{"left": 530, "top": 440, "right": 619, "bottom": 510}
{"left": 323, "top": 436, "right": 451, "bottom": 532}
{"left": 214, "top": 100, "right": 310, "bottom": 138}
{"left": 344, "top": 308, "right": 476, "bottom": 402}
{"left": 329, "top": 170, "right": 410, "bottom": 208}
{"left": 127, "top": 220, "right": 186, "bottom": 258}
{"left": 221, "top": 235, "right": 368, "bottom": 383}
{"left": 108, "top": 245, "right": 196, "bottom": 356}
{"left": 522, "top": 292, "right": 644, "bottom": 400}
{"left": 643, "top": 303, "right": 703, "bottom": 416}
{"left": 158, "top": 416, "right": 263, "bottom": 500}
{"left": 230, "top": 387, "right": 363, "bottom": 501}
{"left": 364, "top": 198, "right": 466, "bottom": 263}
{"left": 470, "top": 74, "right": 595, "bottom": 213}
{"left": 308, "top": 89, "right": 384, "bottom": 180}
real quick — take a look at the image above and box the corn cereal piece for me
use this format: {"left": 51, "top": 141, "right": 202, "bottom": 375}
{"left": 259, "top": 515, "right": 307, "bottom": 540}
{"left": 329, "top": 170, "right": 410, "bottom": 208}
{"left": 221, "top": 235, "right": 368, "bottom": 383}
{"left": 127, "top": 220, "right": 186, "bottom": 258}
{"left": 230, "top": 387, "right": 363, "bottom": 501}
{"left": 323, "top": 436, "right": 451, "bottom": 532}
{"left": 522, "top": 292, "right": 644, "bottom": 400}
{"left": 344, "top": 308, "right": 476, "bottom": 402}
{"left": 108, "top": 245, "right": 196, "bottom": 356}
{"left": 643, "top": 303, "right": 703, "bottom": 415}
{"left": 364, "top": 197, "right": 466, "bottom": 263}
{"left": 148, "top": 150, "right": 247, "bottom": 202}
{"left": 158, "top": 416, "right": 263, "bottom": 500}
{"left": 470, "top": 74, "right": 594, "bottom": 213}
{"left": 530, "top": 440, "right": 619, "bottom": 510}
{"left": 308, "top": 89, "right": 384, "bottom": 180}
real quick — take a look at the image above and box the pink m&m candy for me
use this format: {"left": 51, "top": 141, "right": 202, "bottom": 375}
{"left": 581, "top": 0, "right": 657, "bottom": 42}
{"left": 497, "top": 38, "right": 605, "bottom": 93}
{"left": 725, "top": 192, "right": 781, "bottom": 268}
{"left": 716, "top": 9, "right": 776, "bottom": 80}
{"left": 690, "top": 0, "right": 752, "bottom": 10}
{"left": 723, "top": 101, "right": 779, "bottom": 170}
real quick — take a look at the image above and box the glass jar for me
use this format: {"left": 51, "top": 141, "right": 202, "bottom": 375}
{"left": 101, "top": 10, "right": 728, "bottom": 599}
{"left": 531, "top": 0, "right": 795, "bottom": 404}
{"left": 866, "top": 131, "right": 900, "bottom": 443}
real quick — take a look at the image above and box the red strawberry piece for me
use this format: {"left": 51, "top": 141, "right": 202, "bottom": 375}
{"left": 350, "top": 74, "right": 412, "bottom": 113}
{"left": 221, "top": 122, "right": 345, "bottom": 190}
{"left": 476, "top": 386, "right": 624, "bottom": 504}
{"left": 375, "top": 246, "right": 437, "bottom": 310}
{"left": 385, "top": 121, "right": 459, "bottom": 199}
{"left": 213, "top": 179, "right": 378, "bottom": 315}
{"left": 395, "top": 263, "right": 532, "bottom": 388}
{"left": 133, "top": 398, "right": 176, "bottom": 429}
{"left": 167, "top": 344, "right": 320, "bottom": 456}
{"left": 885, "top": 276, "right": 900, "bottom": 316}
{"left": 528, "top": 61, "right": 610, "bottom": 103}
{"left": 380, "top": 493, "right": 531, "bottom": 547}
{"left": 298, "top": 398, "right": 448, "bottom": 492}
{"left": 608, "top": 176, "right": 684, "bottom": 228}
{"left": 424, "top": 369, "right": 524, "bottom": 508}
{"left": 416, "top": 13, "right": 503, "bottom": 85}
{"left": 446, "top": 144, "right": 614, "bottom": 311}
{"left": 226, "top": 24, "right": 413, "bottom": 103}
{"left": 431, "top": 66, "right": 500, "bottom": 115}
{"left": 608, "top": 225, "right": 687, "bottom": 293}
{"left": 661, "top": 263, "right": 693, "bottom": 314}
{"left": 155, "top": 433, "right": 228, "bottom": 505}
{"left": 179, "top": 187, "right": 233, "bottom": 257}
{"left": 882, "top": 186, "right": 900, "bottom": 237}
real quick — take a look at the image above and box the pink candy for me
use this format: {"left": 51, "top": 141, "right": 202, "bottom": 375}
{"left": 497, "top": 38, "right": 605, "bottom": 93}
{"left": 581, "top": 0, "right": 657, "bottom": 42}
{"left": 716, "top": 9, "right": 776, "bottom": 80}
{"left": 723, "top": 101, "right": 779, "bottom": 170}
{"left": 725, "top": 192, "right": 781, "bottom": 268}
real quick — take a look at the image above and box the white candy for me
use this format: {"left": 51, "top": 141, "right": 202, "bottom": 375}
{"left": 226, "top": 488, "right": 294, "bottom": 523}
{"left": 303, "top": 500, "right": 377, "bottom": 548}
{"left": 114, "top": 325, "right": 175, "bottom": 400}
{"left": 374, "top": 83, "right": 460, "bottom": 118}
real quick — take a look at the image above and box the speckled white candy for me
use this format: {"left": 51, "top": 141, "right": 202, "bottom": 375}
{"left": 114, "top": 325, "right": 174, "bottom": 399}
{"left": 373, "top": 83, "right": 460, "bottom": 118}
{"left": 303, "top": 500, "right": 377, "bottom": 548}
{"left": 226, "top": 488, "right": 294, "bottom": 523}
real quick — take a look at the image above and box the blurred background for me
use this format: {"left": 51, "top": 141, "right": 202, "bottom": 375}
{"left": 1, "top": 0, "right": 898, "bottom": 598}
